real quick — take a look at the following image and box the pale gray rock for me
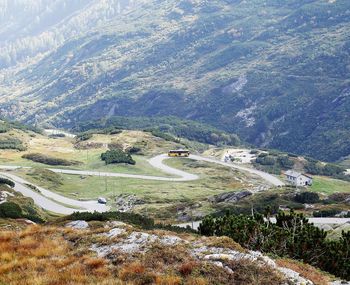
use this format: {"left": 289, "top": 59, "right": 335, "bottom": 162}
{"left": 279, "top": 268, "right": 313, "bottom": 285}
{"left": 65, "top": 220, "right": 89, "bottom": 229}
{"left": 104, "top": 228, "right": 126, "bottom": 238}
{"left": 209, "top": 191, "right": 252, "bottom": 203}
{"left": 159, "top": 235, "right": 185, "bottom": 246}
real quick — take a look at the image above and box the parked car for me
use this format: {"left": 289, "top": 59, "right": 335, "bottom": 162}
{"left": 98, "top": 197, "right": 107, "bottom": 204}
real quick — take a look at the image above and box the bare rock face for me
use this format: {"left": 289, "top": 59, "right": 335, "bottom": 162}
{"left": 0, "top": 191, "right": 14, "bottom": 204}
{"left": 65, "top": 220, "right": 89, "bottom": 229}
{"left": 115, "top": 194, "right": 145, "bottom": 212}
{"left": 209, "top": 191, "right": 252, "bottom": 204}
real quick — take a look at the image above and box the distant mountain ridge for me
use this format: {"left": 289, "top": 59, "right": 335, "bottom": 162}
{"left": 0, "top": 0, "right": 349, "bottom": 162}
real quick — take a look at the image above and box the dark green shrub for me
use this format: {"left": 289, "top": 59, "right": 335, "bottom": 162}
{"left": 313, "top": 209, "right": 341, "bottom": 217}
{"left": 0, "top": 177, "right": 15, "bottom": 187}
{"left": 76, "top": 133, "right": 93, "bottom": 141}
{"left": 0, "top": 123, "right": 9, "bottom": 133}
{"left": 198, "top": 211, "right": 350, "bottom": 280}
{"left": 277, "top": 155, "right": 294, "bottom": 169}
{"left": 0, "top": 138, "right": 26, "bottom": 151}
{"left": 288, "top": 153, "right": 299, "bottom": 158}
{"left": 101, "top": 149, "right": 136, "bottom": 165}
{"left": 146, "top": 129, "right": 180, "bottom": 143}
{"left": 0, "top": 202, "right": 23, "bottom": 219}
{"left": 306, "top": 161, "right": 346, "bottom": 178}
{"left": 49, "top": 133, "right": 66, "bottom": 138}
{"left": 323, "top": 164, "right": 345, "bottom": 176}
{"left": 109, "top": 129, "right": 122, "bottom": 135}
{"left": 256, "top": 155, "right": 276, "bottom": 165}
{"left": 73, "top": 116, "right": 240, "bottom": 147}
{"left": 128, "top": 147, "right": 142, "bottom": 154}
{"left": 22, "top": 153, "right": 80, "bottom": 166}
{"left": 66, "top": 211, "right": 195, "bottom": 233}
{"left": 294, "top": 192, "right": 319, "bottom": 204}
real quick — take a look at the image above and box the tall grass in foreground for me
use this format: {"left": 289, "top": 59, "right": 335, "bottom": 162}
{"left": 0, "top": 226, "right": 119, "bottom": 285}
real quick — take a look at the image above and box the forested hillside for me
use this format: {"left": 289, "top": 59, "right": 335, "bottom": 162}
{"left": 0, "top": 0, "right": 142, "bottom": 68}
{"left": 0, "top": 0, "right": 349, "bottom": 162}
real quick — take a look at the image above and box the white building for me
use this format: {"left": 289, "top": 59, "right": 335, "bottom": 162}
{"left": 285, "top": 170, "right": 313, "bottom": 187}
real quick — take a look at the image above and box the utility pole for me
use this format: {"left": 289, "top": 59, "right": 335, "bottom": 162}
{"left": 86, "top": 149, "right": 89, "bottom": 168}
{"left": 191, "top": 209, "right": 194, "bottom": 230}
{"left": 105, "top": 175, "right": 108, "bottom": 192}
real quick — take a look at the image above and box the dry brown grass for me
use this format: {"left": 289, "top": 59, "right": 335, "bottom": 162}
{"left": 0, "top": 224, "right": 305, "bottom": 285}
{"left": 119, "top": 262, "right": 156, "bottom": 284}
{"left": 155, "top": 275, "right": 182, "bottom": 285}
{"left": 227, "top": 259, "right": 285, "bottom": 285}
{"left": 178, "top": 261, "right": 198, "bottom": 276}
{"left": 276, "top": 258, "right": 333, "bottom": 285}
{"left": 204, "top": 236, "right": 246, "bottom": 252}
{"left": 0, "top": 225, "right": 120, "bottom": 285}
{"left": 184, "top": 277, "right": 208, "bottom": 285}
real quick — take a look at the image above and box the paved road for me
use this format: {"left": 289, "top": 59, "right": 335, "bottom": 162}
{"left": 0, "top": 172, "right": 109, "bottom": 215}
{"left": 0, "top": 153, "right": 284, "bottom": 214}
{"left": 190, "top": 154, "right": 285, "bottom": 187}
{"left": 0, "top": 154, "right": 283, "bottom": 185}
{"left": 0, "top": 155, "right": 198, "bottom": 182}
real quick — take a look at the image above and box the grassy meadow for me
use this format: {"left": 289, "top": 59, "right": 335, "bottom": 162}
{"left": 310, "top": 176, "right": 350, "bottom": 194}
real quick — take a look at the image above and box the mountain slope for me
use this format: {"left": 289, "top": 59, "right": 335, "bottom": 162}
{"left": 0, "top": 217, "right": 335, "bottom": 285}
{"left": 0, "top": 0, "right": 145, "bottom": 69}
{"left": 0, "top": 0, "right": 350, "bottom": 162}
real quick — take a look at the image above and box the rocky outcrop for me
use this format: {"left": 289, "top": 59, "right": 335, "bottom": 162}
{"left": 115, "top": 194, "right": 145, "bottom": 212}
{"left": 0, "top": 191, "right": 14, "bottom": 204}
{"left": 65, "top": 220, "right": 89, "bottom": 229}
{"left": 209, "top": 191, "right": 252, "bottom": 204}
{"left": 90, "top": 223, "right": 314, "bottom": 285}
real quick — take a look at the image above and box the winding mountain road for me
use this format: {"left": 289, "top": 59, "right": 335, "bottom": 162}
{"left": 0, "top": 154, "right": 284, "bottom": 214}
{"left": 0, "top": 172, "right": 109, "bottom": 215}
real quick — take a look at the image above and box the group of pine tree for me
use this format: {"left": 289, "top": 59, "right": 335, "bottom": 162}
{"left": 199, "top": 211, "right": 350, "bottom": 280}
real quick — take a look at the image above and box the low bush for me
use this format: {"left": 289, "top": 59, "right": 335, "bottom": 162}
{"left": 49, "top": 133, "right": 66, "bottom": 138}
{"left": 0, "top": 123, "right": 9, "bottom": 133}
{"left": 0, "top": 202, "right": 23, "bottom": 219}
{"left": 0, "top": 138, "right": 26, "bottom": 151}
{"left": 65, "top": 211, "right": 196, "bottom": 233}
{"left": 0, "top": 177, "right": 15, "bottom": 187}
{"left": 66, "top": 211, "right": 155, "bottom": 229}
{"left": 313, "top": 209, "right": 341, "bottom": 217}
{"left": 256, "top": 155, "right": 276, "bottom": 165}
{"left": 277, "top": 155, "right": 294, "bottom": 169}
{"left": 254, "top": 153, "right": 294, "bottom": 174}
{"left": 305, "top": 161, "right": 345, "bottom": 177}
{"left": 101, "top": 149, "right": 135, "bottom": 165}
{"left": 76, "top": 133, "right": 93, "bottom": 142}
{"left": 198, "top": 211, "right": 350, "bottom": 280}
{"left": 146, "top": 129, "right": 180, "bottom": 143}
{"left": 127, "top": 146, "right": 142, "bottom": 154}
{"left": 288, "top": 153, "right": 299, "bottom": 158}
{"left": 294, "top": 192, "right": 319, "bottom": 204}
{"left": 109, "top": 129, "right": 122, "bottom": 135}
{"left": 22, "top": 153, "right": 80, "bottom": 166}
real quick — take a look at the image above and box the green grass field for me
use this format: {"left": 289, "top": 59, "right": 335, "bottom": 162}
{"left": 12, "top": 158, "right": 254, "bottom": 221}
{"left": 0, "top": 150, "right": 173, "bottom": 177}
{"left": 17, "top": 159, "right": 249, "bottom": 200}
{"left": 310, "top": 176, "right": 350, "bottom": 194}
{"left": 0, "top": 130, "right": 180, "bottom": 177}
